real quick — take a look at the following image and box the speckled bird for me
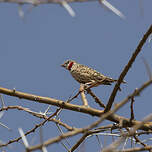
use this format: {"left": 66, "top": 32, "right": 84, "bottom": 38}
{"left": 61, "top": 60, "right": 125, "bottom": 87}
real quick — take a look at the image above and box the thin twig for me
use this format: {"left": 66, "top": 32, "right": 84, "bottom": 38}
{"left": 0, "top": 79, "right": 152, "bottom": 132}
{"left": 105, "top": 25, "right": 152, "bottom": 112}
{"left": 87, "top": 88, "right": 105, "bottom": 108}
{"left": 133, "top": 135, "right": 147, "bottom": 147}
{"left": 0, "top": 87, "right": 104, "bottom": 116}
{"left": 115, "top": 146, "right": 152, "bottom": 152}
{"left": 70, "top": 124, "right": 118, "bottom": 152}
{"left": 66, "top": 91, "right": 81, "bottom": 103}
{"left": 0, "top": 105, "right": 75, "bottom": 147}
{"left": 102, "top": 114, "right": 152, "bottom": 152}
{"left": 27, "top": 78, "right": 152, "bottom": 151}
{"left": 130, "top": 97, "right": 135, "bottom": 121}
{"left": 80, "top": 84, "right": 88, "bottom": 106}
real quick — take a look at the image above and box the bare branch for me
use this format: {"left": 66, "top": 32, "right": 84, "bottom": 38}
{"left": 70, "top": 124, "right": 118, "bottom": 152}
{"left": 0, "top": 0, "right": 95, "bottom": 5}
{"left": 0, "top": 87, "right": 103, "bottom": 116}
{"left": 102, "top": 114, "right": 152, "bottom": 152}
{"left": 0, "top": 78, "right": 152, "bottom": 132}
{"left": 80, "top": 84, "right": 89, "bottom": 106}
{"left": 0, "top": 105, "right": 74, "bottom": 131}
{"left": 115, "top": 146, "right": 152, "bottom": 152}
{"left": 87, "top": 88, "right": 105, "bottom": 108}
{"left": 130, "top": 97, "right": 135, "bottom": 121}
{"left": 27, "top": 78, "right": 152, "bottom": 151}
{"left": 105, "top": 24, "right": 152, "bottom": 112}
{"left": 0, "top": 0, "right": 125, "bottom": 19}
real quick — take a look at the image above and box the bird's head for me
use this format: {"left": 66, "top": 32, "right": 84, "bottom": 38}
{"left": 61, "top": 60, "right": 75, "bottom": 71}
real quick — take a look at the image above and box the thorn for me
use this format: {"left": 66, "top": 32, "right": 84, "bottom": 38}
{"left": 0, "top": 122, "right": 11, "bottom": 131}
{"left": 18, "top": 4, "right": 24, "bottom": 19}
{"left": 99, "top": 0, "right": 125, "bottom": 19}
{"left": 0, "top": 112, "right": 4, "bottom": 119}
{"left": 61, "top": 1, "right": 76, "bottom": 17}
{"left": 12, "top": 88, "right": 16, "bottom": 93}
{"left": 18, "top": 128, "right": 29, "bottom": 148}
{"left": 44, "top": 105, "right": 51, "bottom": 115}
{"left": 148, "top": 34, "right": 152, "bottom": 43}
{"left": 34, "top": 96, "right": 37, "bottom": 101}
{"left": 0, "top": 94, "right": 5, "bottom": 108}
{"left": 42, "top": 146, "right": 48, "bottom": 152}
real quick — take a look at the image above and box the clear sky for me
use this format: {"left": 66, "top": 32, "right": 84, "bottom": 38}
{"left": 0, "top": 0, "right": 152, "bottom": 151}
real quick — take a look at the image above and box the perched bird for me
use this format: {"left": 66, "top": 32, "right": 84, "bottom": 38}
{"left": 61, "top": 60, "right": 125, "bottom": 88}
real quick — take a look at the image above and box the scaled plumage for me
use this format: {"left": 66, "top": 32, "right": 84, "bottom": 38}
{"left": 61, "top": 60, "right": 124, "bottom": 87}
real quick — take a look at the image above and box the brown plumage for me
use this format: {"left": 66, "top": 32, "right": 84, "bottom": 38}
{"left": 61, "top": 60, "right": 125, "bottom": 87}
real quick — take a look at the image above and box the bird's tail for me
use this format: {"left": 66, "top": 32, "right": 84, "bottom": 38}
{"left": 104, "top": 77, "right": 126, "bottom": 85}
{"left": 114, "top": 79, "right": 126, "bottom": 84}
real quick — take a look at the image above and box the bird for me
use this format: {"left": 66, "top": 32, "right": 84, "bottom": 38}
{"left": 61, "top": 60, "right": 125, "bottom": 88}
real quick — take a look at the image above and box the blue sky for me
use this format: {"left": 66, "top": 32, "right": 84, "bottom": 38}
{"left": 0, "top": 0, "right": 152, "bottom": 151}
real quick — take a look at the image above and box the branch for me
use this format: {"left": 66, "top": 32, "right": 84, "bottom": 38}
{"left": 87, "top": 88, "right": 105, "bottom": 108}
{"left": 104, "top": 24, "right": 152, "bottom": 112}
{"left": 0, "top": 106, "right": 74, "bottom": 131}
{"left": 0, "top": 106, "right": 76, "bottom": 148}
{"left": 0, "top": 78, "right": 152, "bottom": 133}
{"left": 0, "top": 0, "right": 95, "bottom": 5}
{"left": 80, "top": 84, "right": 89, "bottom": 106}
{"left": 70, "top": 124, "right": 118, "bottom": 152}
{"left": 103, "top": 114, "right": 152, "bottom": 152}
{"left": 0, "top": 0, "right": 125, "bottom": 18}
{"left": 115, "top": 146, "right": 152, "bottom": 152}
{"left": 27, "top": 79, "right": 152, "bottom": 151}
{"left": 0, "top": 87, "right": 103, "bottom": 116}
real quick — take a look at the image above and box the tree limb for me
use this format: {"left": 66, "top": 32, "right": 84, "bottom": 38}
{"left": 105, "top": 24, "right": 152, "bottom": 112}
